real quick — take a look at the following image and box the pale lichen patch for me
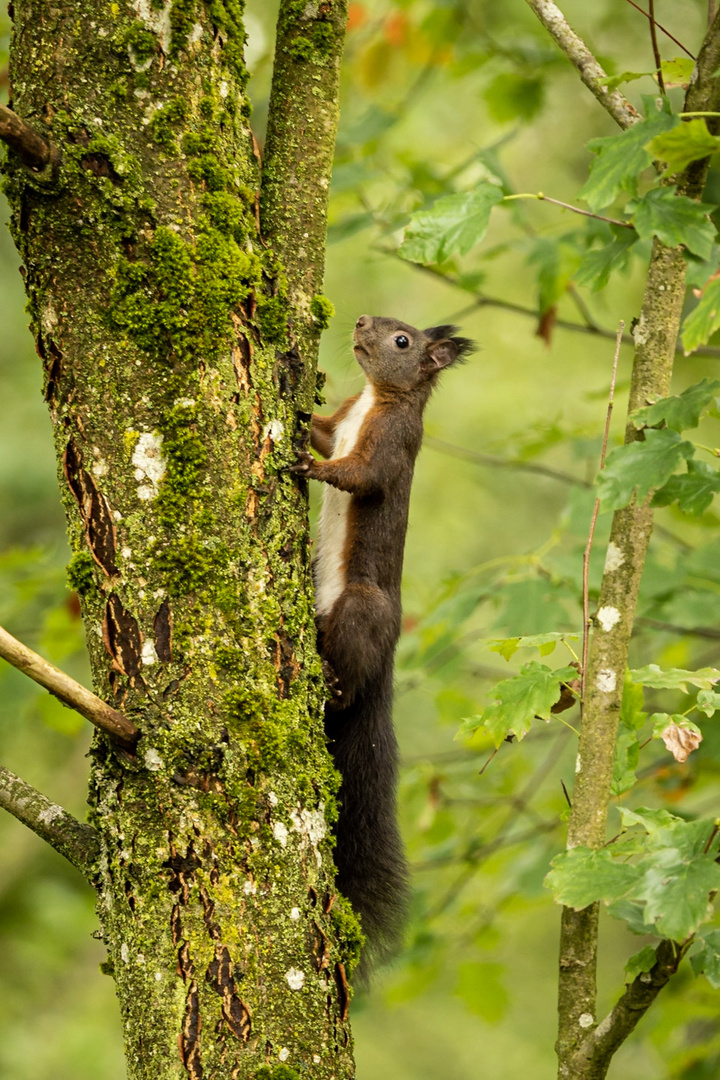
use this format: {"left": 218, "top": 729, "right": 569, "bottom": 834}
{"left": 38, "top": 803, "right": 64, "bottom": 826}
{"left": 144, "top": 747, "right": 164, "bottom": 772}
{"left": 141, "top": 640, "right": 159, "bottom": 666}
{"left": 132, "top": 431, "right": 166, "bottom": 501}
{"left": 596, "top": 606, "right": 621, "bottom": 632}
{"left": 273, "top": 821, "right": 289, "bottom": 847}
{"left": 285, "top": 968, "right": 305, "bottom": 990}
{"left": 596, "top": 669, "right": 617, "bottom": 693}
{"left": 604, "top": 542, "right": 625, "bottom": 573}
{"left": 133, "top": 0, "right": 172, "bottom": 54}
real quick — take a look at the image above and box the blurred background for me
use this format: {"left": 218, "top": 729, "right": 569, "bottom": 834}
{"left": 2, "top": 1, "right": 720, "bottom": 1077}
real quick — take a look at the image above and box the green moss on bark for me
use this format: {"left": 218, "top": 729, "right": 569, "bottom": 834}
{"left": 5, "top": 0, "right": 353, "bottom": 1075}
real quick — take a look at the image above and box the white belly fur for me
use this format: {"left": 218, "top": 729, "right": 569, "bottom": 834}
{"left": 314, "top": 382, "right": 375, "bottom": 616}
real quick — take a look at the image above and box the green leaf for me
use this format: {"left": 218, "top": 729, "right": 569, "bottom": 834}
{"left": 632, "top": 378, "right": 720, "bottom": 431}
{"left": 483, "top": 73, "right": 545, "bottom": 124}
{"left": 652, "top": 460, "right": 720, "bottom": 515}
{"left": 607, "top": 899, "right": 654, "bottom": 935}
{"left": 696, "top": 689, "right": 720, "bottom": 716}
{"left": 690, "top": 930, "right": 720, "bottom": 988}
{"left": 625, "top": 945, "right": 658, "bottom": 982}
{"left": 648, "top": 118, "right": 720, "bottom": 176}
{"left": 661, "top": 58, "right": 696, "bottom": 85}
{"left": 682, "top": 275, "right": 720, "bottom": 354}
{"left": 574, "top": 226, "right": 639, "bottom": 291}
{"left": 545, "top": 847, "right": 640, "bottom": 909}
{"left": 598, "top": 70, "right": 650, "bottom": 93}
{"left": 493, "top": 577, "right": 575, "bottom": 636}
{"left": 630, "top": 188, "right": 717, "bottom": 260}
{"left": 488, "top": 631, "right": 577, "bottom": 661}
{"left": 398, "top": 183, "right": 504, "bottom": 265}
{"left": 638, "top": 850, "right": 720, "bottom": 940}
{"left": 618, "top": 806, "right": 680, "bottom": 834}
{"left": 528, "top": 236, "right": 582, "bottom": 311}
{"left": 612, "top": 726, "right": 640, "bottom": 796}
{"left": 597, "top": 429, "right": 695, "bottom": 511}
{"left": 455, "top": 961, "right": 509, "bottom": 1022}
{"left": 630, "top": 664, "right": 720, "bottom": 692}
{"left": 580, "top": 109, "right": 678, "bottom": 211}
{"left": 461, "top": 662, "right": 577, "bottom": 746}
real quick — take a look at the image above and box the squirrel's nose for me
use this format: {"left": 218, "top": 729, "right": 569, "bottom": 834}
{"left": 355, "top": 314, "right": 371, "bottom": 329}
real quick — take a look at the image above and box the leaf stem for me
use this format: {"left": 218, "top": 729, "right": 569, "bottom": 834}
{"left": 502, "top": 192, "right": 634, "bottom": 228}
{"left": 554, "top": 712, "right": 581, "bottom": 737}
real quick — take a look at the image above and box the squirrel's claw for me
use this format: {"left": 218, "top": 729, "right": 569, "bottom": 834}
{"left": 290, "top": 449, "right": 316, "bottom": 475}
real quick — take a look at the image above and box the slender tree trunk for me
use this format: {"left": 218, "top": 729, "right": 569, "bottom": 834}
{"left": 4, "top": 1, "right": 353, "bottom": 1076}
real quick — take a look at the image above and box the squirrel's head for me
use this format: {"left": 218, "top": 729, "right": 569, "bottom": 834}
{"left": 352, "top": 315, "right": 475, "bottom": 392}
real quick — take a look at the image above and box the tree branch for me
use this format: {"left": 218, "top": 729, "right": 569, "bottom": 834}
{"left": 0, "top": 102, "right": 56, "bottom": 170}
{"left": 522, "top": 0, "right": 640, "bottom": 129}
{"left": 260, "top": 0, "right": 348, "bottom": 386}
{"left": 555, "top": 12, "right": 720, "bottom": 1078}
{"left": 0, "top": 763, "right": 99, "bottom": 879}
{"left": 570, "top": 939, "right": 690, "bottom": 1076}
{"left": 0, "top": 624, "right": 138, "bottom": 750}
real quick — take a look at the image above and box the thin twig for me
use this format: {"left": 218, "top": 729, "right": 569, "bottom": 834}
{"left": 581, "top": 323, "right": 624, "bottom": 710}
{"left": 624, "top": 0, "right": 696, "bottom": 59}
{"left": 385, "top": 245, "right": 720, "bottom": 358}
{"left": 0, "top": 623, "right": 138, "bottom": 750}
{"left": 523, "top": 0, "right": 640, "bottom": 130}
{"left": 504, "top": 192, "right": 634, "bottom": 228}
{"left": 0, "top": 102, "right": 56, "bottom": 171}
{"left": 0, "top": 764, "right": 99, "bottom": 879}
{"left": 425, "top": 436, "right": 591, "bottom": 488}
{"left": 636, "top": 616, "right": 720, "bottom": 641}
{"left": 648, "top": 0, "right": 665, "bottom": 93}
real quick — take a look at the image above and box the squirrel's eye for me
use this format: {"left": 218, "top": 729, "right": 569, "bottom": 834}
{"left": 394, "top": 334, "right": 410, "bottom": 349}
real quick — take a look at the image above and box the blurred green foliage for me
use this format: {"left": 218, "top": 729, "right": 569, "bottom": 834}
{"left": 3, "top": 0, "right": 720, "bottom": 1077}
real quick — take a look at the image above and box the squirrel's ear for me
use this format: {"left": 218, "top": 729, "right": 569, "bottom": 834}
{"left": 423, "top": 326, "right": 476, "bottom": 372}
{"left": 423, "top": 337, "right": 459, "bottom": 373}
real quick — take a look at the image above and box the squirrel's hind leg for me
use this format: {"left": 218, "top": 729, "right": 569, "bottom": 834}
{"left": 317, "top": 583, "right": 400, "bottom": 708}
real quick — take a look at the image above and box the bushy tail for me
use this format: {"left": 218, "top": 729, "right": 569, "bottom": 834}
{"left": 326, "top": 675, "right": 409, "bottom": 980}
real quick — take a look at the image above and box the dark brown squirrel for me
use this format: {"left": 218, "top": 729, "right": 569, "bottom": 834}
{"left": 292, "top": 314, "right": 475, "bottom": 975}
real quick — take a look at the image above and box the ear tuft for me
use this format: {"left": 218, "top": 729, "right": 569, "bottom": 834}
{"left": 422, "top": 325, "right": 476, "bottom": 374}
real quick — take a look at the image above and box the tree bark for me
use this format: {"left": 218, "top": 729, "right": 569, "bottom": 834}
{"left": 4, "top": 1, "right": 353, "bottom": 1077}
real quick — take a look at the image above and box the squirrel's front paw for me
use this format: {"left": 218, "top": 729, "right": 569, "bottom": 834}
{"left": 290, "top": 449, "right": 317, "bottom": 476}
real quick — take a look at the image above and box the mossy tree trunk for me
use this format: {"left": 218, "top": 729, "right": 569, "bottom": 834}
{"left": 3, "top": 1, "right": 354, "bottom": 1077}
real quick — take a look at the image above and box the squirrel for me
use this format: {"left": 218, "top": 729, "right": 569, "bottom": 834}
{"left": 292, "top": 314, "right": 475, "bottom": 976}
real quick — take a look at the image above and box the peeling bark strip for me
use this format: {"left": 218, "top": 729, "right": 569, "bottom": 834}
{"left": 63, "top": 441, "right": 118, "bottom": 576}
{"left": 102, "top": 594, "right": 143, "bottom": 682}
{"left": 153, "top": 599, "right": 172, "bottom": 663}
{"left": 180, "top": 981, "right": 203, "bottom": 1079}
{"left": 206, "top": 945, "right": 251, "bottom": 1043}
